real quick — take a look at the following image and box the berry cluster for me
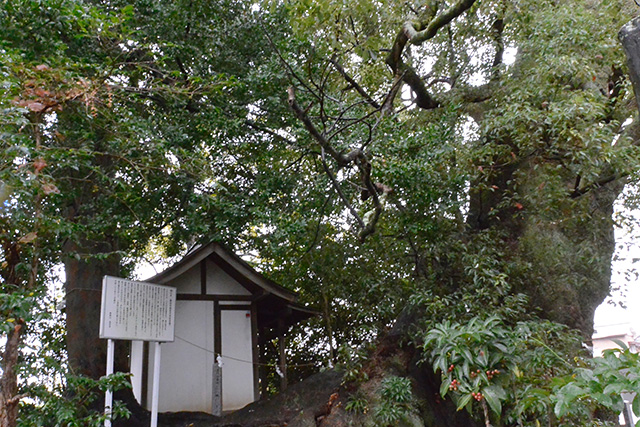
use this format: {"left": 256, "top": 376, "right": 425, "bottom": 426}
{"left": 449, "top": 379, "right": 460, "bottom": 391}
{"left": 486, "top": 369, "right": 500, "bottom": 380}
{"left": 447, "top": 364, "right": 455, "bottom": 373}
{"left": 469, "top": 368, "right": 500, "bottom": 379}
{"left": 471, "top": 392, "right": 484, "bottom": 401}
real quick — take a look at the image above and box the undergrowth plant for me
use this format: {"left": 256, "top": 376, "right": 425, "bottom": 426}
{"left": 374, "top": 376, "right": 415, "bottom": 426}
{"left": 422, "top": 315, "right": 616, "bottom": 426}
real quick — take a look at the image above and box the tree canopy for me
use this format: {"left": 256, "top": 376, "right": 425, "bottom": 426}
{"left": 1, "top": 0, "right": 640, "bottom": 425}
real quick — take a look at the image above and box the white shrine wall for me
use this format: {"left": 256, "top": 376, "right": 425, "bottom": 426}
{"left": 221, "top": 309, "right": 255, "bottom": 411}
{"left": 148, "top": 300, "right": 215, "bottom": 412}
{"left": 206, "top": 259, "right": 251, "bottom": 295}
{"left": 174, "top": 264, "right": 201, "bottom": 294}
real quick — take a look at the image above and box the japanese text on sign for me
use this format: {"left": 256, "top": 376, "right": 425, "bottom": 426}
{"left": 99, "top": 276, "right": 176, "bottom": 342}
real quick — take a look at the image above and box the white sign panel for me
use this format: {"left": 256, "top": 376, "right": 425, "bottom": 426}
{"left": 99, "top": 276, "right": 176, "bottom": 342}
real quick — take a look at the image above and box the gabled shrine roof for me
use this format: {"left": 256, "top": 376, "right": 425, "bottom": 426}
{"left": 146, "top": 242, "right": 317, "bottom": 331}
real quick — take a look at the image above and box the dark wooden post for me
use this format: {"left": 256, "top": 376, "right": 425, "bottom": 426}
{"left": 250, "top": 303, "right": 259, "bottom": 401}
{"left": 278, "top": 319, "right": 287, "bottom": 391}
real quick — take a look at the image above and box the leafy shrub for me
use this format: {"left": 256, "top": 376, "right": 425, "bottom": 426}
{"left": 19, "top": 373, "right": 132, "bottom": 427}
{"left": 345, "top": 390, "right": 368, "bottom": 414}
{"left": 374, "top": 376, "right": 415, "bottom": 425}
{"left": 423, "top": 315, "right": 588, "bottom": 426}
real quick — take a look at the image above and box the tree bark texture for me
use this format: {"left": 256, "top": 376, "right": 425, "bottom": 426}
{"left": 620, "top": 17, "right": 640, "bottom": 113}
{"left": 0, "top": 324, "right": 23, "bottom": 427}
{"left": 63, "top": 239, "right": 127, "bottom": 379}
{"left": 467, "top": 156, "right": 622, "bottom": 338}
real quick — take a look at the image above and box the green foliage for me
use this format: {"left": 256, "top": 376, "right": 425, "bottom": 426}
{"left": 374, "top": 400, "right": 408, "bottom": 425}
{"left": 380, "top": 376, "right": 414, "bottom": 405}
{"left": 338, "top": 342, "right": 370, "bottom": 385}
{"left": 423, "top": 315, "right": 589, "bottom": 425}
{"left": 1, "top": 0, "right": 639, "bottom": 424}
{"left": 345, "top": 390, "right": 369, "bottom": 414}
{"left": 1, "top": 0, "right": 308, "bottom": 419}
{"left": 19, "top": 373, "right": 132, "bottom": 427}
{"left": 548, "top": 344, "right": 640, "bottom": 423}
{"left": 424, "top": 316, "right": 514, "bottom": 419}
{"left": 374, "top": 376, "right": 415, "bottom": 426}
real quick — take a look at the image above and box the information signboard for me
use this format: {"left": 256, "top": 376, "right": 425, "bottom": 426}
{"left": 99, "top": 276, "right": 176, "bottom": 342}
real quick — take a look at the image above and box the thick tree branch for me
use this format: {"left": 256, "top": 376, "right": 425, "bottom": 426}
{"left": 385, "top": 0, "right": 477, "bottom": 110}
{"left": 490, "top": 15, "right": 505, "bottom": 82}
{"left": 570, "top": 173, "right": 624, "bottom": 198}
{"left": 320, "top": 148, "right": 366, "bottom": 230}
{"left": 287, "top": 86, "right": 354, "bottom": 166}
{"left": 328, "top": 56, "right": 381, "bottom": 109}
{"left": 402, "top": 0, "right": 477, "bottom": 46}
{"left": 400, "top": 63, "right": 441, "bottom": 109}
{"left": 356, "top": 155, "right": 384, "bottom": 241}
{"left": 385, "top": 28, "right": 440, "bottom": 110}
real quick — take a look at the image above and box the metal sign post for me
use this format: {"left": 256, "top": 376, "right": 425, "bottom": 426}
{"left": 105, "top": 339, "right": 115, "bottom": 427}
{"left": 99, "top": 276, "right": 176, "bottom": 427}
{"left": 150, "top": 342, "right": 162, "bottom": 427}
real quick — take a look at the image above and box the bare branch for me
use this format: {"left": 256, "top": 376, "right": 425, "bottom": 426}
{"left": 262, "top": 23, "right": 321, "bottom": 101}
{"left": 287, "top": 87, "right": 350, "bottom": 166}
{"left": 327, "top": 106, "right": 380, "bottom": 142}
{"left": 320, "top": 148, "right": 366, "bottom": 230}
{"left": 242, "top": 118, "right": 300, "bottom": 148}
{"left": 304, "top": 192, "right": 335, "bottom": 254}
{"left": 328, "top": 56, "right": 381, "bottom": 109}
{"left": 381, "top": 72, "right": 405, "bottom": 115}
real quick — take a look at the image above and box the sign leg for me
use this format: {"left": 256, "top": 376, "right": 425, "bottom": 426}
{"left": 151, "top": 342, "right": 161, "bottom": 427}
{"left": 104, "top": 338, "right": 114, "bottom": 427}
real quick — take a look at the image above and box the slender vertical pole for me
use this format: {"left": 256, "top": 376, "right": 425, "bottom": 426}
{"left": 151, "top": 342, "right": 161, "bottom": 427}
{"left": 278, "top": 319, "right": 287, "bottom": 391}
{"left": 212, "top": 361, "right": 222, "bottom": 417}
{"left": 104, "top": 338, "right": 115, "bottom": 427}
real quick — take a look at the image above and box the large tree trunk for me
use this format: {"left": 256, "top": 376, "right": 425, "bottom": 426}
{"left": 0, "top": 324, "right": 23, "bottom": 427}
{"left": 63, "top": 239, "right": 128, "bottom": 378}
{"left": 64, "top": 238, "right": 151, "bottom": 426}
{"left": 467, "top": 156, "right": 622, "bottom": 338}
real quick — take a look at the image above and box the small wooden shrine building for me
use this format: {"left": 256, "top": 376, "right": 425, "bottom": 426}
{"left": 129, "top": 242, "right": 315, "bottom": 414}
